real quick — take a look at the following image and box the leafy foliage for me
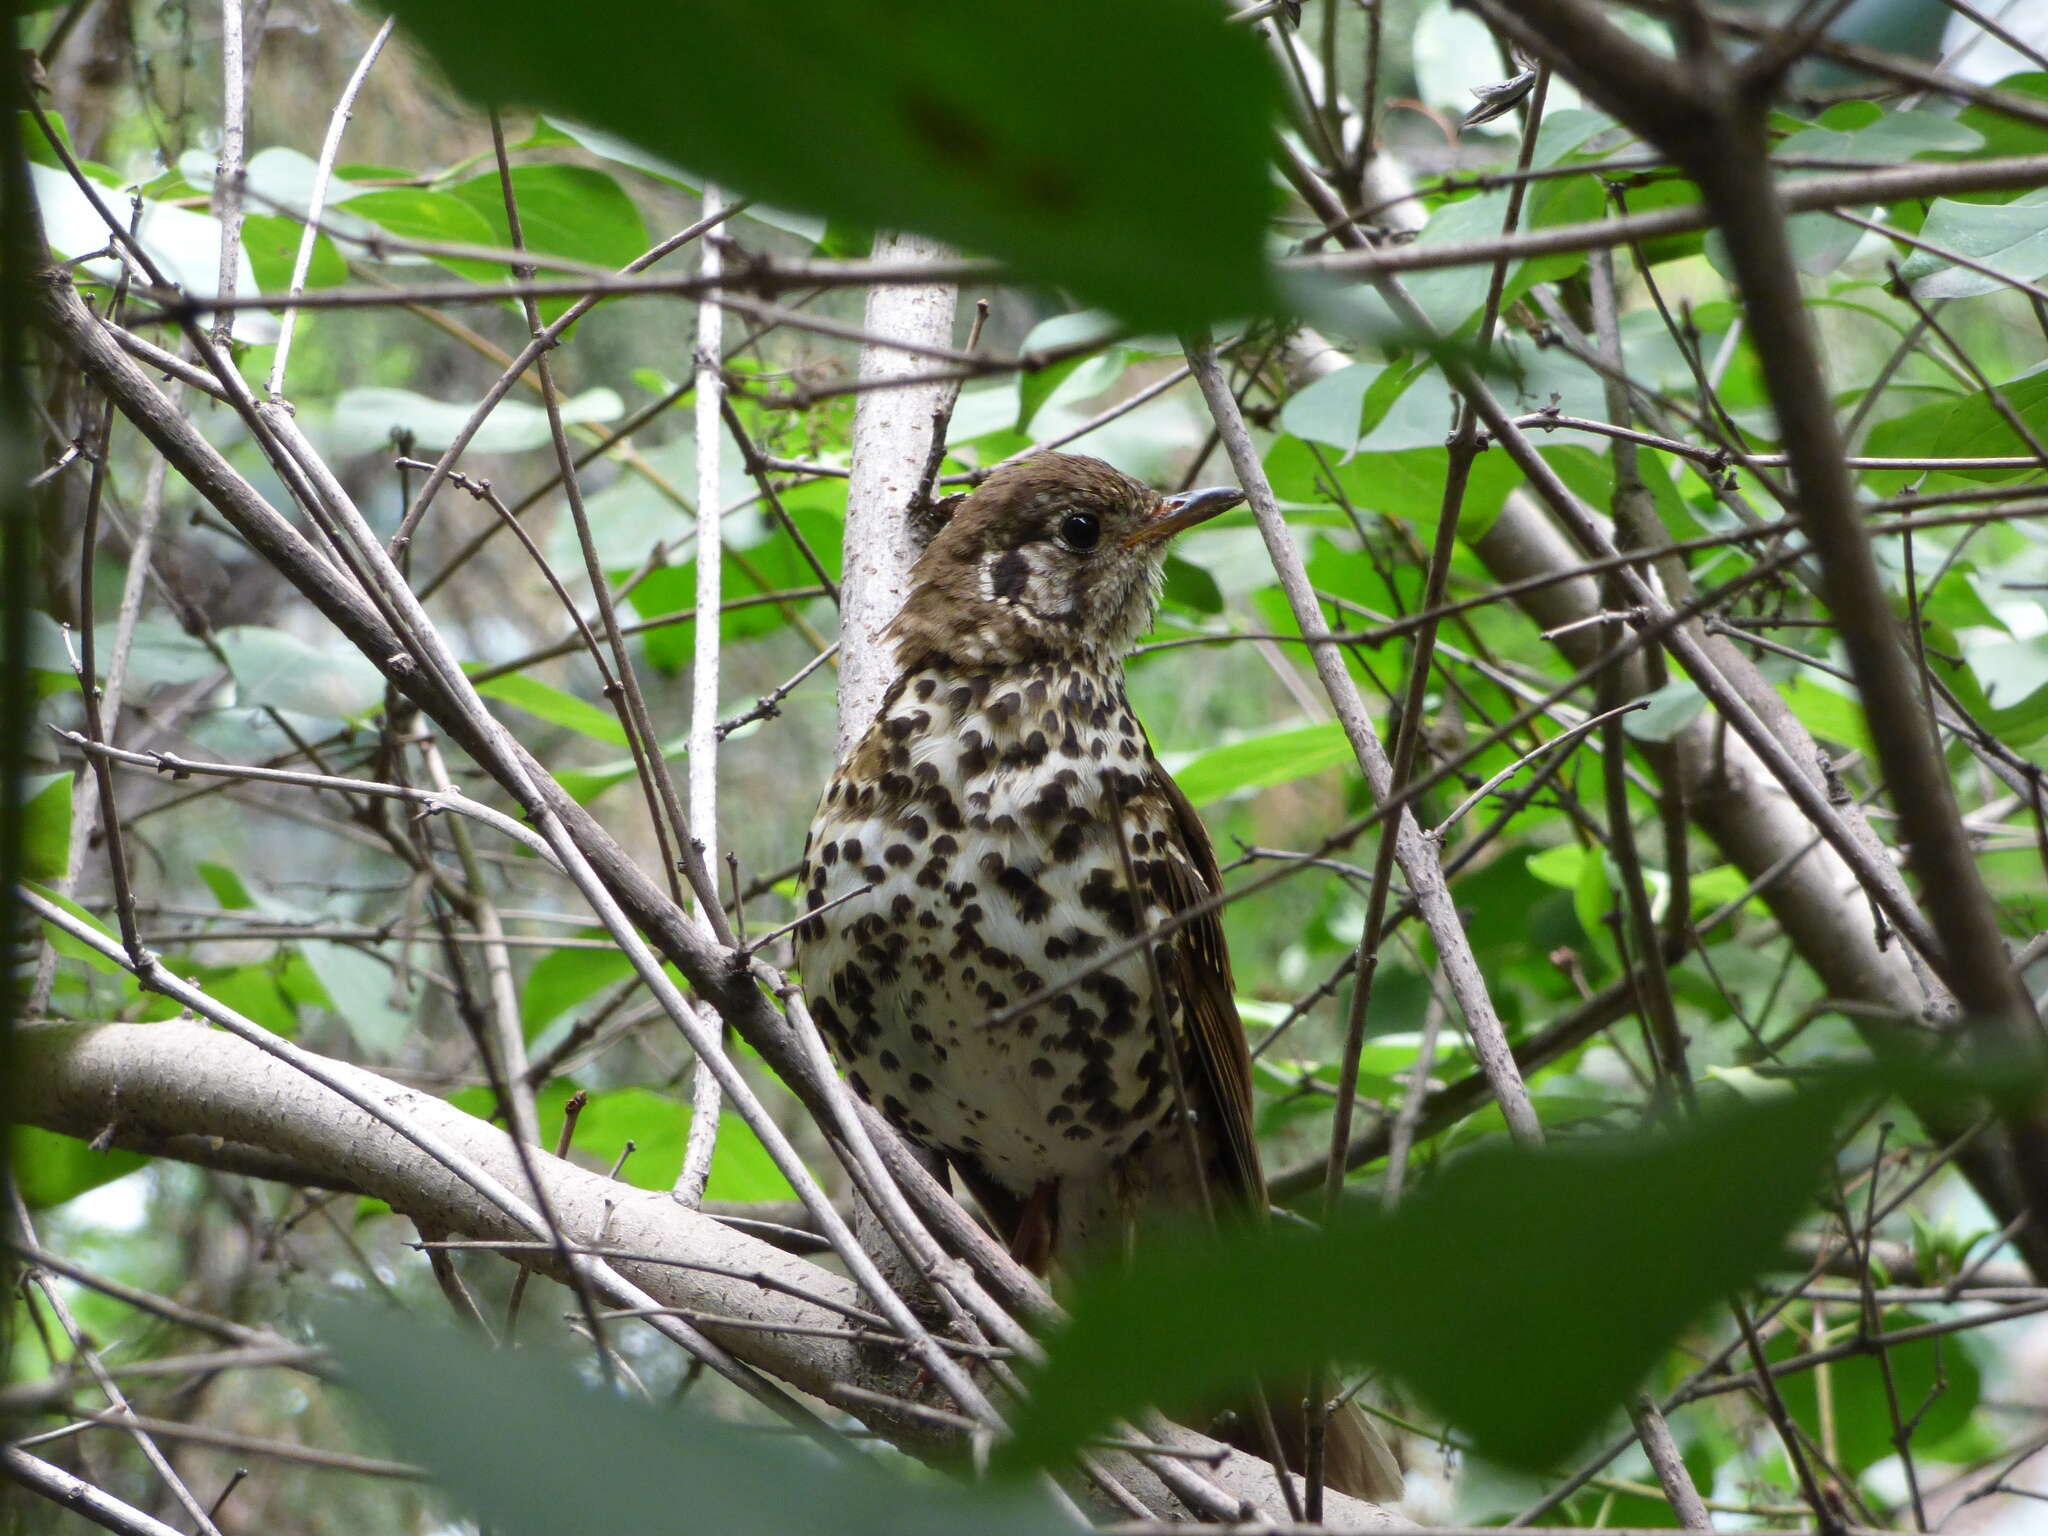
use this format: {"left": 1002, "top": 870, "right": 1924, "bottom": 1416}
{"left": 320, "top": 1305, "right": 1070, "bottom": 1536}
{"left": 1000, "top": 1078, "right": 1859, "bottom": 1476}
{"left": 12, "top": 0, "right": 2048, "bottom": 1531}
{"left": 374, "top": 0, "right": 1278, "bottom": 328}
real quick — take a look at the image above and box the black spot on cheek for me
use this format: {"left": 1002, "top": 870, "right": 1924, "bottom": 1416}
{"left": 990, "top": 548, "right": 1030, "bottom": 602}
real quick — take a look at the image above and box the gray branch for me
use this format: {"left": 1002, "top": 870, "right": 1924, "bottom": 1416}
{"left": 10, "top": 1018, "right": 1394, "bottom": 1528}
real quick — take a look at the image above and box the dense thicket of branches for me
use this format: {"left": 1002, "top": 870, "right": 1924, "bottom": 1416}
{"left": 6, "top": 2, "right": 2048, "bottom": 1533}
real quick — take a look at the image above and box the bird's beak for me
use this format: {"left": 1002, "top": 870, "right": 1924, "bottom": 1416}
{"left": 1121, "top": 486, "right": 1247, "bottom": 550}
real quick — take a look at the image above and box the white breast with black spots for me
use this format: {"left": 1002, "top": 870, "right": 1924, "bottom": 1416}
{"left": 796, "top": 661, "right": 1190, "bottom": 1196}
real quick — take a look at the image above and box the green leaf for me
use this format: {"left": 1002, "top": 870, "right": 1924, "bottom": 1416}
{"left": 25, "top": 881, "right": 121, "bottom": 974}
{"left": 20, "top": 772, "right": 73, "bottom": 883}
{"left": 1781, "top": 674, "right": 1875, "bottom": 757}
{"left": 374, "top": 0, "right": 1277, "bottom": 329}
{"left": 1171, "top": 722, "right": 1354, "bottom": 805}
{"left": 196, "top": 859, "right": 255, "bottom": 910}
{"left": 1573, "top": 841, "right": 1618, "bottom": 973}
{"left": 27, "top": 161, "right": 272, "bottom": 343}
{"left": 448, "top": 164, "right": 650, "bottom": 322}
{"left": 97, "top": 619, "right": 216, "bottom": 687}
{"left": 342, "top": 186, "right": 505, "bottom": 284}
{"left": 1277, "top": 360, "right": 1386, "bottom": 450}
{"left": 1525, "top": 843, "right": 1584, "bottom": 889}
{"left": 219, "top": 625, "right": 386, "bottom": 721}
{"left": 1772, "top": 1308, "right": 1981, "bottom": 1471}
{"left": 624, "top": 503, "right": 841, "bottom": 671}
{"left": 1159, "top": 553, "right": 1223, "bottom": 616}
{"left": 326, "top": 383, "right": 624, "bottom": 456}
{"left": 1863, "top": 366, "right": 2048, "bottom": 483}
{"left": 297, "top": 940, "right": 411, "bottom": 1054}
{"left": 316, "top": 1304, "right": 1069, "bottom": 1536}
{"left": 240, "top": 212, "right": 346, "bottom": 294}
{"left": 1264, "top": 430, "right": 1522, "bottom": 538}
{"left": 1776, "top": 100, "right": 1983, "bottom": 165}
{"left": 997, "top": 1077, "right": 1859, "bottom": 1477}
{"left": 1013, "top": 312, "right": 1120, "bottom": 429}
{"left": 524, "top": 116, "right": 833, "bottom": 244}
{"left": 446, "top": 1084, "right": 796, "bottom": 1202}
{"left": 11, "top": 1127, "right": 147, "bottom": 1209}
{"left": 1687, "top": 864, "right": 1755, "bottom": 918}
{"left": 519, "top": 942, "right": 636, "bottom": 1036}
{"left": 1624, "top": 680, "right": 1707, "bottom": 743}
{"left": 474, "top": 672, "right": 629, "bottom": 747}
{"left": 191, "top": 960, "right": 299, "bottom": 1037}
{"left": 1987, "top": 680, "right": 2048, "bottom": 746}
{"left": 1952, "top": 73, "right": 2048, "bottom": 161}
{"left": 1903, "top": 187, "right": 2048, "bottom": 299}
{"left": 451, "top": 164, "right": 647, "bottom": 268}
{"left": 553, "top": 758, "right": 648, "bottom": 805}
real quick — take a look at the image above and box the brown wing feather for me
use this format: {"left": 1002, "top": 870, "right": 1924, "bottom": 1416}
{"left": 1145, "top": 753, "right": 1266, "bottom": 1210}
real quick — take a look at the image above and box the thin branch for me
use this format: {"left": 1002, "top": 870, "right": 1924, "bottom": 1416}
{"left": 263, "top": 15, "right": 393, "bottom": 397}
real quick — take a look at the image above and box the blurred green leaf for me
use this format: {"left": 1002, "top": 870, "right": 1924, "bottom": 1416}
{"left": 1171, "top": 722, "right": 1354, "bottom": 805}
{"left": 240, "top": 212, "right": 347, "bottom": 294}
{"left": 20, "top": 772, "right": 72, "bottom": 883}
{"left": 1951, "top": 72, "right": 2048, "bottom": 160}
{"left": 446, "top": 1083, "right": 795, "bottom": 1202}
{"left": 1526, "top": 843, "right": 1584, "bottom": 890}
{"left": 11, "top": 1127, "right": 147, "bottom": 1209}
{"left": 318, "top": 1304, "right": 1068, "bottom": 1536}
{"left": 1625, "top": 681, "right": 1707, "bottom": 743}
{"left": 1264, "top": 430, "right": 1521, "bottom": 537}
{"left": 1903, "top": 187, "right": 2048, "bottom": 299}
{"left": 1772, "top": 1308, "right": 1981, "bottom": 1471}
{"left": 297, "top": 939, "right": 411, "bottom": 1054}
{"left": 998, "top": 1077, "right": 1859, "bottom": 1477}
{"left": 343, "top": 186, "right": 504, "bottom": 283}
{"left": 524, "top": 116, "right": 833, "bottom": 244}
{"left": 325, "top": 383, "right": 624, "bottom": 456}
{"left": 196, "top": 859, "right": 255, "bottom": 910}
{"left": 449, "top": 164, "right": 650, "bottom": 322}
{"left": 191, "top": 959, "right": 300, "bottom": 1037}
{"left": 1573, "top": 842, "right": 1618, "bottom": 974}
{"left": 1159, "top": 553, "right": 1223, "bottom": 616}
{"left": 374, "top": 0, "right": 1277, "bottom": 329}
{"left": 476, "top": 672, "right": 630, "bottom": 747}
{"left": 1781, "top": 674, "right": 1875, "bottom": 757}
{"left": 25, "top": 881, "right": 122, "bottom": 974}
{"left": 92, "top": 618, "right": 215, "bottom": 687}
{"left": 1863, "top": 367, "right": 2048, "bottom": 482}
{"left": 519, "top": 942, "right": 636, "bottom": 1036}
{"left": 1777, "top": 100, "right": 1982, "bottom": 165}
{"left": 220, "top": 626, "right": 386, "bottom": 721}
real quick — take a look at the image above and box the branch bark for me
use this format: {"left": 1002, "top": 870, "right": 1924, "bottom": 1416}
{"left": 9, "top": 1018, "right": 1395, "bottom": 1529}
{"left": 838, "top": 231, "right": 959, "bottom": 756}
{"left": 1463, "top": 0, "right": 2048, "bottom": 1263}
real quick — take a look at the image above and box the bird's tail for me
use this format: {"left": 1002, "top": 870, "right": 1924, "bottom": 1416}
{"left": 1318, "top": 1399, "right": 1404, "bottom": 1506}
{"left": 1235, "top": 1388, "right": 1404, "bottom": 1506}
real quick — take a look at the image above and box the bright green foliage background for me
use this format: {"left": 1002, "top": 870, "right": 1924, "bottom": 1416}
{"left": 10, "top": 0, "right": 2048, "bottom": 1531}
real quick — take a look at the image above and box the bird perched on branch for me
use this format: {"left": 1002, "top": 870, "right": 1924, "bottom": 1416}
{"left": 796, "top": 452, "right": 1400, "bottom": 1503}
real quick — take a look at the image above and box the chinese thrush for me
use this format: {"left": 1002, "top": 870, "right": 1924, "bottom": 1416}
{"left": 796, "top": 452, "right": 1400, "bottom": 1502}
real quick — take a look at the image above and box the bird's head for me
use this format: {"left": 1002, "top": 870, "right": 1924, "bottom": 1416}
{"left": 887, "top": 452, "right": 1244, "bottom": 670}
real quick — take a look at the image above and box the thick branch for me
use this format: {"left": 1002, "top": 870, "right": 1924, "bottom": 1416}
{"left": 838, "top": 231, "right": 959, "bottom": 755}
{"left": 9, "top": 1020, "right": 1392, "bottom": 1527}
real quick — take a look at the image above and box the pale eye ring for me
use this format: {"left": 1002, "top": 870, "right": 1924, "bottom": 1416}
{"left": 1058, "top": 511, "right": 1101, "bottom": 552}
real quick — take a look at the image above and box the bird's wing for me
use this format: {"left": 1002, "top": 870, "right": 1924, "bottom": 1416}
{"left": 1143, "top": 754, "right": 1266, "bottom": 1209}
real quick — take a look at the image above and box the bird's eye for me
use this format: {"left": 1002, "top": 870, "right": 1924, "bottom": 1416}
{"left": 1057, "top": 511, "right": 1101, "bottom": 552}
